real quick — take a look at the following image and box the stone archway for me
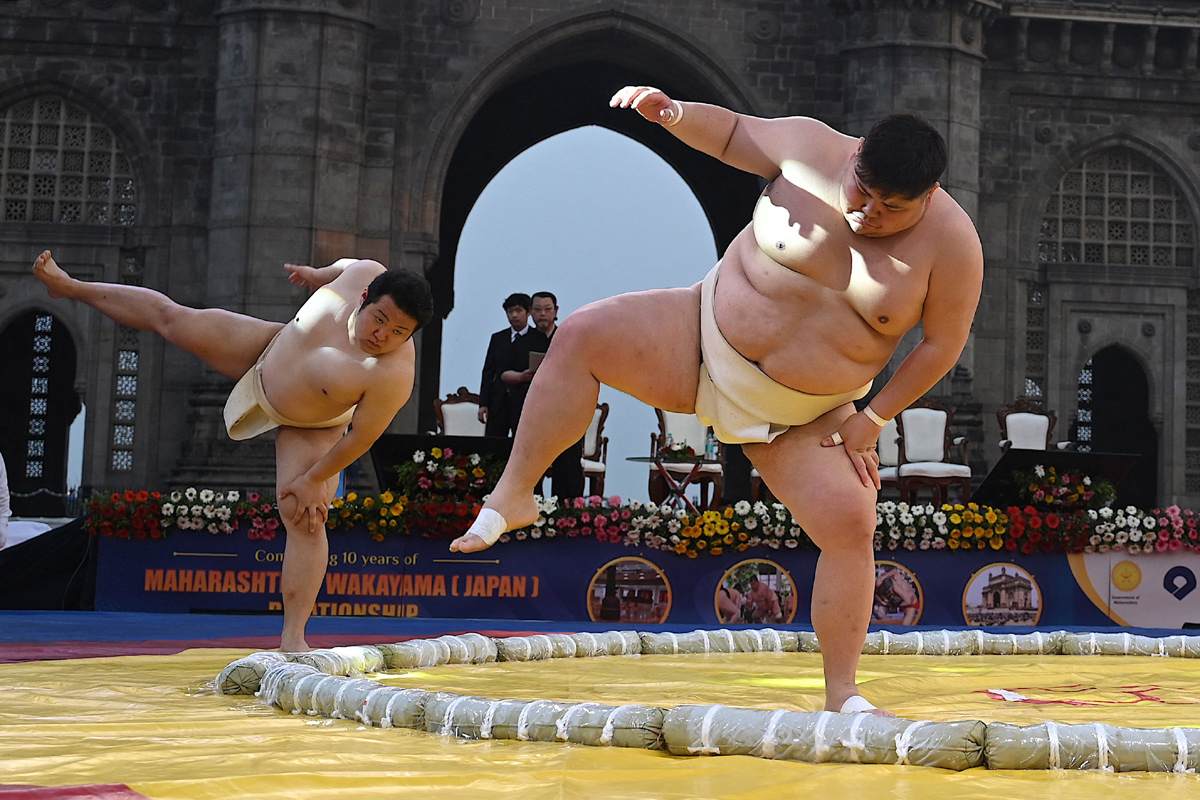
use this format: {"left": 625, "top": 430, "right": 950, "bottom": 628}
{"left": 1078, "top": 345, "right": 1158, "bottom": 508}
{"left": 419, "top": 52, "right": 764, "bottom": 430}
{"left": 0, "top": 309, "right": 80, "bottom": 516}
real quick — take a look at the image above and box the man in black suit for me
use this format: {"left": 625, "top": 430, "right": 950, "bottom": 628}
{"left": 532, "top": 291, "right": 586, "bottom": 498}
{"left": 479, "top": 293, "right": 548, "bottom": 437}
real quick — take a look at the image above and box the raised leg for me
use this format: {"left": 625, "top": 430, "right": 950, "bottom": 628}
{"left": 744, "top": 404, "right": 894, "bottom": 717}
{"left": 450, "top": 286, "right": 704, "bottom": 552}
{"left": 274, "top": 425, "right": 345, "bottom": 652}
{"left": 32, "top": 249, "right": 280, "bottom": 379}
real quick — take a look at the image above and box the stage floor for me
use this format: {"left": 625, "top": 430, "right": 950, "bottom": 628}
{"left": 2, "top": 613, "right": 1198, "bottom": 799}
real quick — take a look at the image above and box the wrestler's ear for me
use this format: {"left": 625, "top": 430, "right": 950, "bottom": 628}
{"left": 924, "top": 182, "right": 940, "bottom": 209}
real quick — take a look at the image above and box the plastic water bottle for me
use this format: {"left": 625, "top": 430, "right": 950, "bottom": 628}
{"left": 705, "top": 432, "right": 717, "bottom": 459}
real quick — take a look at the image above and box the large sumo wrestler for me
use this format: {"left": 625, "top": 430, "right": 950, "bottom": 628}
{"left": 450, "top": 86, "right": 983, "bottom": 716}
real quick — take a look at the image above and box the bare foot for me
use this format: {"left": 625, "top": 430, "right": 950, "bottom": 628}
{"left": 279, "top": 639, "right": 311, "bottom": 654}
{"left": 448, "top": 490, "right": 540, "bottom": 553}
{"left": 32, "top": 250, "right": 75, "bottom": 299}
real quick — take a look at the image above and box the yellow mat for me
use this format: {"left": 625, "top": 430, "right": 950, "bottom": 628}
{"left": 3, "top": 648, "right": 1199, "bottom": 799}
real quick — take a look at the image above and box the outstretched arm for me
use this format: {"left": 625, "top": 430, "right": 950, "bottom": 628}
{"left": 610, "top": 85, "right": 849, "bottom": 180}
{"left": 284, "top": 258, "right": 372, "bottom": 291}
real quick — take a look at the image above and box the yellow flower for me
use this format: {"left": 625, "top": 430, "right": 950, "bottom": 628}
{"left": 346, "top": 492, "right": 358, "bottom": 502}
{"left": 738, "top": 532, "right": 747, "bottom": 542}
{"left": 687, "top": 551, "right": 697, "bottom": 559}
{"left": 339, "top": 509, "right": 350, "bottom": 519}
{"left": 990, "top": 537, "right": 1003, "bottom": 550}
{"left": 457, "top": 469, "right": 467, "bottom": 479}
{"left": 674, "top": 542, "right": 688, "bottom": 554}
{"left": 716, "top": 520, "right": 729, "bottom": 535}
{"left": 363, "top": 497, "right": 375, "bottom": 508}
{"left": 331, "top": 497, "right": 344, "bottom": 508}
{"left": 731, "top": 522, "right": 740, "bottom": 532}
{"left": 723, "top": 507, "right": 734, "bottom": 519}
{"left": 949, "top": 513, "right": 961, "bottom": 525}
{"left": 703, "top": 510, "right": 721, "bottom": 524}
{"left": 380, "top": 491, "right": 395, "bottom": 504}
{"left": 985, "top": 509, "right": 998, "bottom": 524}
{"left": 390, "top": 503, "right": 404, "bottom": 516}
{"left": 949, "top": 538, "right": 960, "bottom": 549}
{"left": 473, "top": 467, "right": 485, "bottom": 478}
{"left": 389, "top": 519, "right": 398, "bottom": 527}
{"left": 723, "top": 534, "right": 734, "bottom": 545}
{"left": 976, "top": 539, "right": 986, "bottom": 549}
{"left": 696, "top": 540, "right": 707, "bottom": 550}
{"left": 968, "top": 502, "right": 979, "bottom": 510}
{"left": 711, "top": 547, "right": 723, "bottom": 556}
{"left": 950, "top": 529, "right": 961, "bottom": 539}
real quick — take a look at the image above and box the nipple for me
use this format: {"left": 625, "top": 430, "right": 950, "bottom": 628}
{"left": 776, "top": 242, "right": 786, "bottom": 251}
{"left": 878, "top": 315, "right": 890, "bottom": 325}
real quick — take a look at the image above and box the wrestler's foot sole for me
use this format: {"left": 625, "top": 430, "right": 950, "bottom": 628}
{"left": 448, "top": 493, "right": 540, "bottom": 553}
{"left": 32, "top": 250, "right": 75, "bottom": 299}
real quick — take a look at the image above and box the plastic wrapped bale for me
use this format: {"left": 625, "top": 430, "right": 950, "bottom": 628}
{"left": 453, "top": 632, "right": 498, "bottom": 663}
{"left": 979, "top": 630, "right": 1065, "bottom": 655}
{"left": 569, "top": 631, "right": 610, "bottom": 657}
{"left": 639, "top": 631, "right": 693, "bottom": 655}
{"left": 378, "top": 638, "right": 452, "bottom": 670}
{"left": 1061, "top": 632, "right": 1200, "bottom": 658}
{"left": 731, "top": 628, "right": 795, "bottom": 653}
{"left": 285, "top": 646, "right": 383, "bottom": 676}
{"left": 496, "top": 633, "right": 580, "bottom": 661}
{"left": 360, "top": 685, "right": 431, "bottom": 729}
{"left": 258, "top": 663, "right": 324, "bottom": 713}
{"left": 797, "top": 632, "right": 821, "bottom": 652}
{"left": 423, "top": 693, "right": 664, "bottom": 749}
{"left": 662, "top": 705, "right": 985, "bottom": 770}
{"left": 862, "top": 630, "right": 986, "bottom": 657}
{"left": 215, "top": 651, "right": 286, "bottom": 695}
{"left": 985, "top": 721, "right": 1200, "bottom": 772}
{"left": 574, "top": 630, "right": 640, "bottom": 657}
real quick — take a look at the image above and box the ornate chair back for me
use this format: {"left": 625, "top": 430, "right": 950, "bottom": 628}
{"left": 435, "top": 387, "right": 486, "bottom": 436}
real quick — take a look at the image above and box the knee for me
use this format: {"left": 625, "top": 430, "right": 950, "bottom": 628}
{"left": 550, "top": 306, "right": 605, "bottom": 358}
{"left": 809, "top": 494, "right": 877, "bottom": 551}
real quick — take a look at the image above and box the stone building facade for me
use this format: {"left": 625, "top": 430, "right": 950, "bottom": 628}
{"left": 2, "top": 0, "right": 1199, "bottom": 511}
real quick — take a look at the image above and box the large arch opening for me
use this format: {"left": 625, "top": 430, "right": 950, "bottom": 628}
{"left": 420, "top": 44, "right": 764, "bottom": 432}
{"left": 440, "top": 126, "right": 720, "bottom": 502}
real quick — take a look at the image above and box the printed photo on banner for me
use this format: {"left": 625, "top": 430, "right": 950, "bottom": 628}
{"left": 963, "top": 562, "right": 1042, "bottom": 626}
{"left": 714, "top": 559, "right": 796, "bottom": 624}
{"left": 587, "top": 557, "right": 671, "bottom": 623}
{"left": 873, "top": 560, "right": 923, "bottom": 625}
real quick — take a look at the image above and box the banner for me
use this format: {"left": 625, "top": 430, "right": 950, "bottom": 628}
{"left": 97, "top": 529, "right": 1148, "bottom": 628}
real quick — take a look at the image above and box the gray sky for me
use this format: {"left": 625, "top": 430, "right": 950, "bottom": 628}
{"left": 440, "top": 125, "right": 720, "bottom": 502}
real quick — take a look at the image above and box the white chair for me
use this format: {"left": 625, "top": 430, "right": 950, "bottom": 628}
{"left": 997, "top": 397, "right": 1074, "bottom": 453}
{"left": 651, "top": 409, "right": 723, "bottom": 509}
{"left": 434, "top": 387, "right": 486, "bottom": 436}
{"left": 895, "top": 399, "right": 972, "bottom": 505}
{"left": 582, "top": 403, "right": 610, "bottom": 496}
{"left": 877, "top": 416, "right": 900, "bottom": 492}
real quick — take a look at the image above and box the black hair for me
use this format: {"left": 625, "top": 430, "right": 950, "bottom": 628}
{"left": 856, "top": 113, "right": 947, "bottom": 200}
{"left": 531, "top": 291, "right": 558, "bottom": 307}
{"left": 503, "top": 292, "right": 532, "bottom": 311}
{"left": 362, "top": 269, "right": 435, "bottom": 333}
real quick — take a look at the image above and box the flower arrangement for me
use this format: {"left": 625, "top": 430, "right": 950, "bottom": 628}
{"left": 386, "top": 447, "right": 504, "bottom": 538}
{"left": 1012, "top": 464, "right": 1116, "bottom": 512}
{"left": 659, "top": 441, "right": 700, "bottom": 460}
{"left": 85, "top": 483, "right": 1200, "bottom": 558}
{"left": 86, "top": 487, "right": 281, "bottom": 540}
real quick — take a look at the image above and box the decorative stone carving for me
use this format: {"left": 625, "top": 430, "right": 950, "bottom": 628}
{"left": 1187, "top": 132, "right": 1200, "bottom": 152}
{"left": 960, "top": 18, "right": 977, "bottom": 45}
{"left": 440, "top": 0, "right": 478, "bottom": 28}
{"left": 747, "top": 11, "right": 780, "bottom": 44}
{"left": 1142, "top": 323, "right": 1156, "bottom": 338}
{"left": 910, "top": 10, "right": 933, "bottom": 38}
{"left": 1034, "top": 125, "right": 1053, "bottom": 144}
{"left": 1078, "top": 319, "right": 1092, "bottom": 334}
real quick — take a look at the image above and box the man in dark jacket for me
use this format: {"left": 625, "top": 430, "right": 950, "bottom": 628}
{"left": 479, "top": 293, "right": 548, "bottom": 437}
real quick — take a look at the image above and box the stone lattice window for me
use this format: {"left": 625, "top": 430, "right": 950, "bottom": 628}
{"left": 109, "top": 251, "right": 144, "bottom": 472}
{"left": 1, "top": 95, "right": 137, "bottom": 225}
{"left": 1038, "top": 147, "right": 1194, "bottom": 269}
{"left": 24, "top": 314, "right": 54, "bottom": 479}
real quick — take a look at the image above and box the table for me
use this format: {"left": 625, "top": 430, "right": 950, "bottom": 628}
{"left": 626, "top": 455, "right": 723, "bottom": 514}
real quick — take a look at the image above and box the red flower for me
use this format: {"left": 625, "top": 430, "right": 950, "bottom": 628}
{"left": 1005, "top": 539, "right": 1018, "bottom": 551}
{"left": 135, "top": 490, "right": 150, "bottom": 502}
{"left": 1046, "top": 514, "right": 1060, "bottom": 530}
{"left": 124, "top": 490, "right": 136, "bottom": 503}
{"left": 1021, "top": 541, "right": 1035, "bottom": 554}
{"left": 1028, "top": 515, "right": 1042, "bottom": 530}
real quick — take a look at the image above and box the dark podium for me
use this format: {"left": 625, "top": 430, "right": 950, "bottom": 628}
{"left": 369, "top": 434, "right": 513, "bottom": 491}
{"left": 972, "top": 448, "right": 1139, "bottom": 509}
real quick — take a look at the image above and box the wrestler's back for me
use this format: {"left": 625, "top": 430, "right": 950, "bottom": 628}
{"left": 714, "top": 149, "right": 951, "bottom": 396}
{"left": 260, "top": 285, "right": 410, "bottom": 424}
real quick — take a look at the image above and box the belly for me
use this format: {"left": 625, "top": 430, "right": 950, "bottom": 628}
{"left": 713, "top": 234, "right": 899, "bottom": 394}
{"left": 259, "top": 335, "right": 362, "bottom": 423}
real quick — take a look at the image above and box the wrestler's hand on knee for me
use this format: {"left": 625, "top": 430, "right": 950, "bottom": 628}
{"left": 820, "top": 412, "right": 881, "bottom": 490}
{"left": 280, "top": 474, "right": 329, "bottom": 534}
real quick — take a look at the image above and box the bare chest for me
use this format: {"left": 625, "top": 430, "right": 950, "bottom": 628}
{"left": 264, "top": 319, "right": 372, "bottom": 408}
{"left": 749, "top": 178, "right": 929, "bottom": 332}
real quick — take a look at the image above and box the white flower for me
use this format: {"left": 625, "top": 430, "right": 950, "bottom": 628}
{"left": 733, "top": 500, "right": 751, "bottom": 515}
{"left": 1142, "top": 516, "right": 1155, "bottom": 530}
{"left": 161, "top": 503, "right": 175, "bottom": 516}
{"left": 177, "top": 516, "right": 188, "bottom": 528}
{"left": 784, "top": 539, "right": 798, "bottom": 548}
{"left": 185, "top": 487, "right": 197, "bottom": 500}
{"left": 924, "top": 504, "right": 935, "bottom": 515}
{"left": 919, "top": 540, "right": 930, "bottom": 550}
{"left": 199, "top": 489, "right": 214, "bottom": 503}
{"left": 469, "top": 454, "right": 480, "bottom": 465}
{"left": 900, "top": 512, "right": 914, "bottom": 525}
{"left": 425, "top": 461, "right": 436, "bottom": 471}
{"left": 203, "top": 504, "right": 216, "bottom": 518}
{"left": 515, "top": 530, "right": 527, "bottom": 540}
{"left": 191, "top": 505, "right": 203, "bottom": 516}
{"left": 1100, "top": 507, "right": 1113, "bottom": 519}
{"left": 667, "top": 520, "right": 681, "bottom": 533}
{"left": 1083, "top": 476, "right": 1092, "bottom": 486}
{"left": 207, "top": 523, "right": 220, "bottom": 534}
{"left": 227, "top": 491, "right": 240, "bottom": 502}
{"left": 412, "top": 450, "right": 425, "bottom": 463}
{"left": 933, "top": 512, "right": 947, "bottom": 525}
{"left": 745, "top": 518, "right": 758, "bottom": 530}
{"left": 169, "top": 491, "right": 182, "bottom": 502}
{"left": 1126, "top": 505, "right": 1139, "bottom": 515}
{"left": 1115, "top": 531, "right": 1128, "bottom": 544}
{"left": 629, "top": 500, "right": 643, "bottom": 511}
{"left": 880, "top": 501, "right": 897, "bottom": 514}
{"left": 1034, "top": 465, "right": 1045, "bottom": 478}
{"left": 752, "top": 501, "right": 768, "bottom": 516}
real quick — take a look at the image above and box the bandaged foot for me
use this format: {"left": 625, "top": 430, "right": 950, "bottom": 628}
{"left": 838, "top": 695, "right": 894, "bottom": 716}
{"left": 449, "top": 509, "right": 508, "bottom": 553}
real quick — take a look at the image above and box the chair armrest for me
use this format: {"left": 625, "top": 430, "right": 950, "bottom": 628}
{"left": 1055, "top": 441, "right": 1075, "bottom": 451}
{"left": 998, "top": 439, "right": 1012, "bottom": 453}
{"left": 951, "top": 436, "right": 969, "bottom": 463}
